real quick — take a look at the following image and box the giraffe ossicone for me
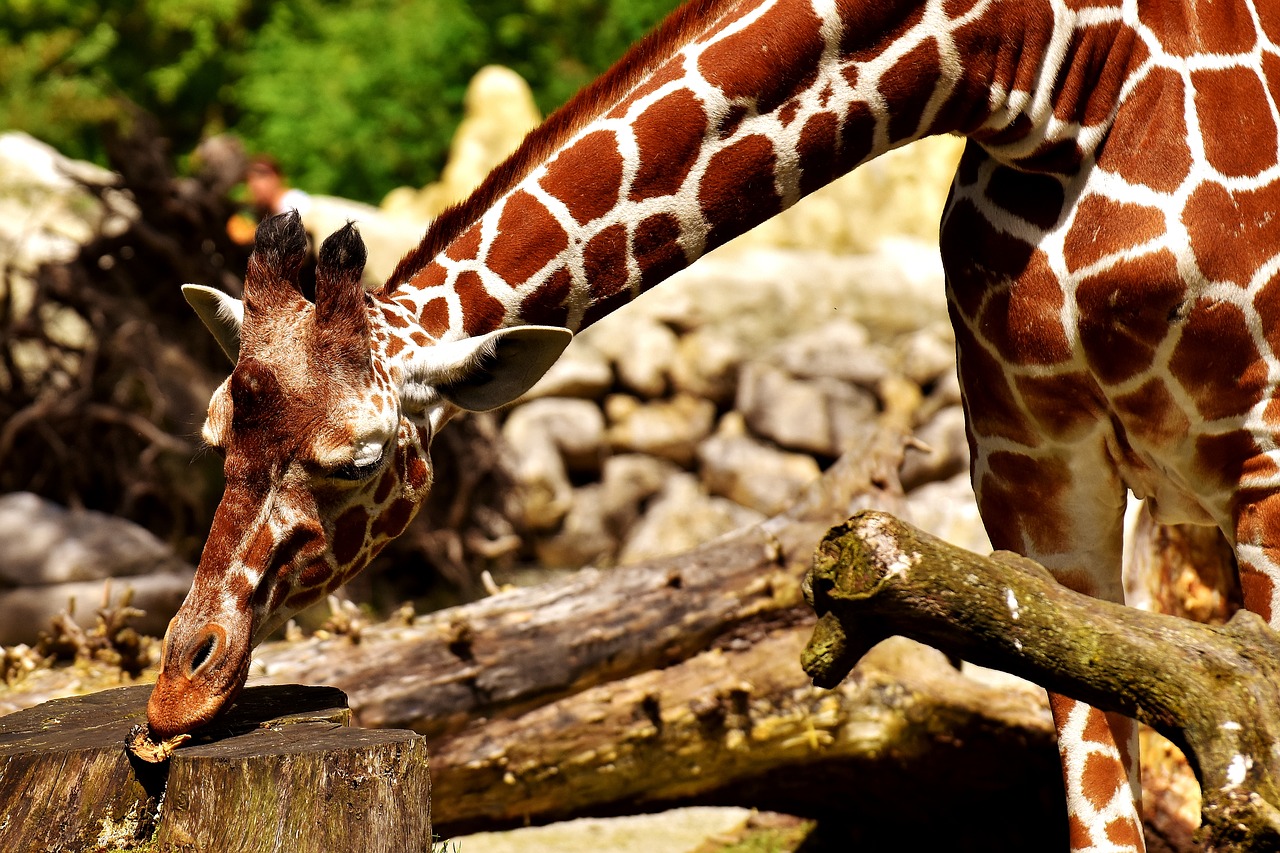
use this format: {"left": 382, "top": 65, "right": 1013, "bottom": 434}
{"left": 151, "top": 1, "right": 1280, "bottom": 850}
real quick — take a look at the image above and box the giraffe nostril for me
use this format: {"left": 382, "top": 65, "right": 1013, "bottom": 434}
{"left": 188, "top": 631, "right": 218, "bottom": 676}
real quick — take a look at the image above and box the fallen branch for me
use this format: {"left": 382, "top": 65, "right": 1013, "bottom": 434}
{"left": 802, "top": 510, "right": 1280, "bottom": 852}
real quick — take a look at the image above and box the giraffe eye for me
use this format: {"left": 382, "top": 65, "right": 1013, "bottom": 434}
{"left": 327, "top": 453, "right": 386, "bottom": 482}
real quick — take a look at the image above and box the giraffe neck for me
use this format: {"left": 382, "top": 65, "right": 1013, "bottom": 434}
{"left": 375, "top": 0, "right": 1131, "bottom": 346}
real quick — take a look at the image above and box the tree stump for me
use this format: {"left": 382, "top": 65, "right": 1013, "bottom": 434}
{"left": 0, "top": 684, "right": 431, "bottom": 852}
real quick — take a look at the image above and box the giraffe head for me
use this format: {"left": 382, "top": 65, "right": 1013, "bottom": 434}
{"left": 146, "top": 212, "right": 569, "bottom": 738}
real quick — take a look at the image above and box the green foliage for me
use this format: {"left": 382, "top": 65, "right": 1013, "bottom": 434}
{"left": 1, "top": 0, "right": 682, "bottom": 203}
{"left": 0, "top": 0, "right": 263, "bottom": 162}
{"left": 234, "top": 0, "right": 489, "bottom": 201}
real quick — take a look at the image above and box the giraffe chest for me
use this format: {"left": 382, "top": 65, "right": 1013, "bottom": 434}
{"left": 942, "top": 149, "right": 1280, "bottom": 527}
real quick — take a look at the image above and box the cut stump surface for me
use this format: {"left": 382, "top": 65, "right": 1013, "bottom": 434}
{"left": 0, "top": 683, "right": 431, "bottom": 852}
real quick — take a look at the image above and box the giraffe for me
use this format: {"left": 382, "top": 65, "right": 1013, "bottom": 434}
{"left": 146, "top": 0, "right": 1280, "bottom": 848}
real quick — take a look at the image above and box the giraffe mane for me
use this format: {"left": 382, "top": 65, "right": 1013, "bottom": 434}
{"left": 382, "top": 0, "right": 739, "bottom": 294}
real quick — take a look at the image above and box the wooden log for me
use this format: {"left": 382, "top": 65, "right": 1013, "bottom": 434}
{"left": 803, "top": 510, "right": 1280, "bottom": 852}
{"left": 0, "top": 684, "right": 431, "bottom": 852}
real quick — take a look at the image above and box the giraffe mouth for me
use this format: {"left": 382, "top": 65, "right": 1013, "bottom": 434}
{"left": 147, "top": 611, "right": 254, "bottom": 740}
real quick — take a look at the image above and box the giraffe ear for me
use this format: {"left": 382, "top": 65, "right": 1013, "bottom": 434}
{"left": 183, "top": 284, "right": 243, "bottom": 363}
{"left": 401, "top": 326, "right": 573, "bottom": 414}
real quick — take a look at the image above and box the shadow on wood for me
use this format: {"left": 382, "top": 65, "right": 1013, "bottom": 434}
{"left": 0, "top": 684, "right": 431, "bottom": 852}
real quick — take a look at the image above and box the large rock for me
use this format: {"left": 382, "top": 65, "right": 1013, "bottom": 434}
{"left": 735, "top": 363, "right": 877, "bottom": 458}
{"left": 899, "top": 405, "right": 970, "bottom": 492}
{"left": 533, "top": 455, "right": 681, "bottom": 569}
{"left": 769, "top": 319, "right": 893, "bottom": 389}
{"left": 0, "top": 493, "right": 187, "bottom": 586}
{"left": 523, "top": 339, "right": 614, "bottom": 401}
{"left": 669, "top": 327, "right": 744, "bottom": 406}
{"left": 502, "top": 399, "right": 607, "bottom": 531}
{"left": 618, "top": 474, "right": 764, "bottom": 565}
{"left": 582, "top": 318, "right": 679, "bottom": 399}
{"left": 605, "top": 394, "right": 717, "bottom": 468}
{"left": 698, "top": 414, "right": 822, "bottom": 516}
{"left": 0, "top": 493, "right": 193, "bottom": 645}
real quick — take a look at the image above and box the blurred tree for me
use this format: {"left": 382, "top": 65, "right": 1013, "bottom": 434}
{"left": 0, "top": 0, "right": 681, "bottom": 204}
{"left": 0, "top": 0, "right": 266, "bottom": 164}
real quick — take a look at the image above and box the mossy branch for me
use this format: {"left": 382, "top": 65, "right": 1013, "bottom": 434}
{"left": 802, "top": 510, "right": 1280, "bottom": 852}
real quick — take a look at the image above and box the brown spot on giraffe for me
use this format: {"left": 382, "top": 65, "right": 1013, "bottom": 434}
{"left": 1016, "top": 372, "right": 1107, "bottom": 442}
{"left": 1105, "top": 816, "right": 1144, "bottom": 849}
{"left": 381, "top": 304, "right": 409, "bottom": 329}
{"left": 700, "top": 134, "right": 781, "bottom": 251}
{"left": 608, "top": 61, "right": 683, "bottom": 119}
{"left": 485, "top": 190, "right": 568, "bottom": 288}
{"left": 1197, "top": 431, "right": 1269, "bottom": 491}
{"left": 1081, "top": 751, "right": 1127, "bottom": 808}
{"left": 717, "top": 103, "right": 750, "bottom": 140}
{"left": 631, "top": 90, "right": 709, "bottom": 201}
{"left": 268, "top": 578, "right": 291, "bottom": 614}
{"left": 454, "top": 271, "right": 506, "bottom": 338}
{"left": 1139, "top": 0, "right": 1257, "bottom": 56}
{"left": 1240, "top": 568, "right": 1276, "bottom": 622}
{"left": 977, "top": 251, "right": 1072, "bottom": 366}
{"left": 952, "top": 321, "right": 1042, "bottom": 447}
{"left": 445, "top": 224, "right": 483, "bottom": 262}
{"left": 372, "top": 498, "right": 415, "bottom": 540}
{"left": 777, "top": 98, "right": 799, "bottom": 128}
{"left": 332, "top": 506, "right": 370, "bottom": 567}
{"left": 1192, "top": 67, "right": 1278, "bottom": 178}
{"left": 419, "top": 297, "right": 450, "bottom": 339}
{"left": 373, "top": 469, "right": 396, "bottom": 504}
{"left": 521, "top": 266, "right": 573, "bottom": 328}
{"left": 285, "top": 586, "right": 325, "bottom": 612}
{"left": 540, "top": 131, "right": 625, "bottom": 224}
{"left": 584, "top": 223, "right": 630, "bottom": 303}
{"left": 837, "top": 0, "right": 924, "bottom": 62}
{"left": 1114, "top": 380, "right": 1191, "bottom": 449}
{"left": 635, "top": 212, "right": 685, "bottom": 291}
{"left": 942, "top": 198, "right": 1036, "bottom": 321}
{"left": 1052, "top": 21, "right": 1135, "bottom": 127}
{"left": 698, "top": 0, "right": 825, "bottom": 115}
{"left": 1263, "top": 274, "right": 1280, "bottom": 356}
{"left": 1063, "top": 195, "right": 1166, "bottom": 273}
{"left": 1075, "top": 251, "right": 1187, "bottom": 385}
{"left": 1185, "top": 181, "right": 1280, "bottom": 287}
{"left": 981, "top": 451, "right": 1072, "bottom": 554}
{"left": 985, "top": 167, "right": 1066, "bottom": 230}
{"left": 879, "top": 37, "right": 942, "bottom": 143}
{"left": 797, "top": 111, "right": 840, "bottom": 196}
{"left": 406, "top": 452, "right": 430, "bottom": 492}
{"left": 410, "top": 263, "right": 447, "bottom": 291}
{"left": 1169, "top": 299, "right": 1267, "bottom": 421}
{"left": 838, "top": 99, "right": 876, "bottom": 170}
{"left": 298, "top": 561, "right": 333, "bottom": 590}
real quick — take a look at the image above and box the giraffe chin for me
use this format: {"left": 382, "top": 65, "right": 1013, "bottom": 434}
{"left": 146, "top": 621, "right": 253, "bottom": 741}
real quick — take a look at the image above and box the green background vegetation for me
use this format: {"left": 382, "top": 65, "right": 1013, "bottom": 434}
{"left": 0, "top": 0, "right": 681, "bottom": 203}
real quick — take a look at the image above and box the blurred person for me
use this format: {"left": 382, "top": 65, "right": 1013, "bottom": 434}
{"left": 227, "top": 155, "right": 312, "bottom": 245}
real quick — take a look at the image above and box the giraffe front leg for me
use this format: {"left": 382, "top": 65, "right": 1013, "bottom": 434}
{"left": 972, "top": 442, "right": 1145, "bottom": 852}
{"left": 1232, "top": 490, "right": 1280, "bottom": 628}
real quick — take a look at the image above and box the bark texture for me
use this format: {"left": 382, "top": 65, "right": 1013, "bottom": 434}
{"left": 0, "top": 684, "right": 431, "bottom": 852}
{"left": 803, "top": 510, "right": 1280, "bottom": 852}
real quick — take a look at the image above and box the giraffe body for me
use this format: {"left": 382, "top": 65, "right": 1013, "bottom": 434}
{"left": 152, "top": 1, "right": 1280, "bottom": 849}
